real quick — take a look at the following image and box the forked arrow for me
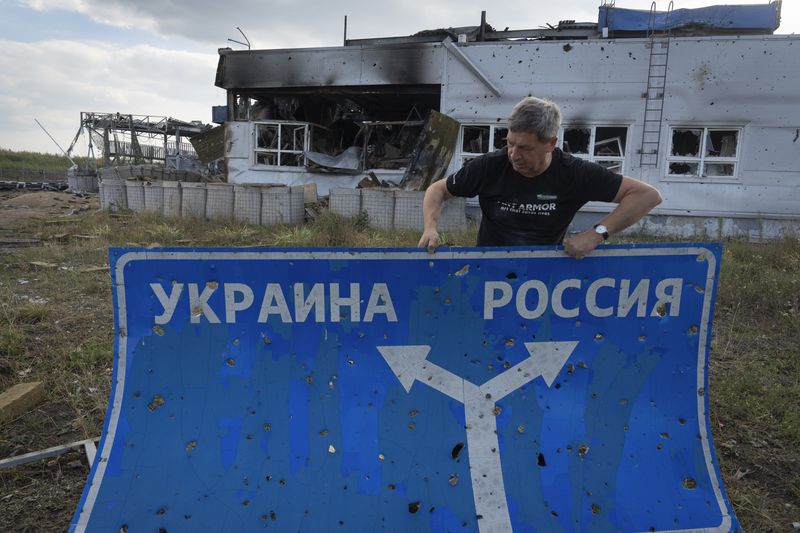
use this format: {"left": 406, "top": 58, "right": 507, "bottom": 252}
{"left": 377, "top": 341, "right": 578, "bottom": 533}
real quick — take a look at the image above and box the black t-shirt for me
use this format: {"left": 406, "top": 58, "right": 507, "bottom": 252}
{"left": 446, "top": 148, "right": 623, "bottom": 246}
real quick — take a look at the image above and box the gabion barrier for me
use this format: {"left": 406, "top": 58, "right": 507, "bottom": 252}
{"left": 98, "top": 181, "right": 466, "bottom": 231}
{"left": 331, "top": 188, "right": 468, "bottom": 231}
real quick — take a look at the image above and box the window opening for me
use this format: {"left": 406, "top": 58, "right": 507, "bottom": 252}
{"left": 254, "top": 122, "right": 310, "bottom": 167}
{"left": 667, "top": 127, "right": 740, "bottom": 179}
{"left": 562, "top": 126, "right": 628, "bottom": 173}
{"left": 458, "top": 125, "right": 508, "bottom": 166}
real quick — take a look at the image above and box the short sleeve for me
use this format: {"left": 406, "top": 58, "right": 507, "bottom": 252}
{"left": 570, "top": 157, "right": 623, "bottom": 203}
{"left": 445, "top": 155, "right": 487, "bottom": 198}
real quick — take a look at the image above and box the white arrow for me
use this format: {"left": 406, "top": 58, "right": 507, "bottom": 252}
{"left": 377, "top": 341, "right": 579, "bottom": 533}
{"left": 376, "top": 345, "right": 465, "bottom": 402}
{"left": 481, "top": 341, "right": 579, "bottom": 400}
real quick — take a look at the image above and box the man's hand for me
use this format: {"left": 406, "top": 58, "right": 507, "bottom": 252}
{"left": 564, "top": 230, "right": 604, "bottom": 259}
{"left": 418, "top": 229, "right": 440, "bottom": 253}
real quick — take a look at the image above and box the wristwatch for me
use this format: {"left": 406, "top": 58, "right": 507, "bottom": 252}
{"left": 593, "top": 224, "right": 609, "bottom": 240}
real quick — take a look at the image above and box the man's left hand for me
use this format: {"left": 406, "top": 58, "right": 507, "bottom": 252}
{"left": 564, "top": 230, "right": 604, "bottom": 259}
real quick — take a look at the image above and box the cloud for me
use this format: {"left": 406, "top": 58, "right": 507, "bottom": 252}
{"left": 0, "top": 39, "right": 223, "bottom": 152}
{"left": 22, "top": 0, "right": 604, "bottom": 48}
{"left": 4, "top": 0, "right": 796, "bottom": 153}
{"left": 23, "top": 0, "right": 798, "bottom": 50}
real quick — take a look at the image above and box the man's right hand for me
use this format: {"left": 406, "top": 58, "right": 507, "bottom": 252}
{"left": 418, "top": 228, "right": 440, "bottom": 253}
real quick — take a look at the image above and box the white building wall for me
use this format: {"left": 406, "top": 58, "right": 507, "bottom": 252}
{"left": 221, "top": 34, "right": 800, "bottom": 234}
{"left": 441, "top": 35, "right": 800, "bottom": 221}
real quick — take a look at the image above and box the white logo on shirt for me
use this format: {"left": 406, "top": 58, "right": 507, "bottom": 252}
{"left": 498, "top": 201, "right": 557, "bottom": 215}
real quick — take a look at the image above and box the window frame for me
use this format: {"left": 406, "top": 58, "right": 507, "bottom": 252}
{"left": 558, "top": 124, "right": 630, "bottom": 175}
{"left": 252, "top": 121, "right": 311, "bottom": 168}
{"left": 664, "top": 125, "right": 742, "bottom": 183}
{"left": 456, "top": 123, "right": 509, "bottom": 167}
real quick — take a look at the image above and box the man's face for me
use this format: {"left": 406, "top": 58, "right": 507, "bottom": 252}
{"left": 506, "top": 130, "right": 557, "bottom": 178}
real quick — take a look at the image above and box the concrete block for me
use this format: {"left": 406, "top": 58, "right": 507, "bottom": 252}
{"left": 0, "top": 381, "right": 45, "bottom": 424}
{"left": 261, "top": 186, "right": 292, "bottom": 225}
{"left": 205, "top": 183, "right": 235, "bottom": 221}
{"left": 439, "top": 196, "right": 468, "bottom": 232}
{"left": 290, "top": 185, "right": 305, "bottom": 224}
{"left": 181, "top": 182, "right": 207, "bottom": 220}
{"left": 143, "top": 181, "right": 164, "bottom": 214}
{"left": 162, "top": 181, "right": 181, "bottom": 218}
{"left": 329, "top": 188, "right": 362, "bottom": 218}
{"left": 233, "top": 185, "right": 262, "bottom": 225}
{"left": 362, "top": 188, "right": 395, "bottom": 230}
{"left": 100, "top": 178, "right": 127, "bottom": 212}
{"left": 393, "top": 190, "right": 425, "bottom": 230}
{"left": 125, "top": 180, "right": 145, "bottom": 212}
{"left": 303, "top": 183, "right": 318, "bottom": 204}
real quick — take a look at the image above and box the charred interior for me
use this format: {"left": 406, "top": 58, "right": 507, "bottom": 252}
{"left": 229, "top": 85, "right": 441, "bottom": 171}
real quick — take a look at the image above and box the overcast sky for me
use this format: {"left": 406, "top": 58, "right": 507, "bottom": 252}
{"left": 1, "top": 0, "right": 796, "bottom": 156}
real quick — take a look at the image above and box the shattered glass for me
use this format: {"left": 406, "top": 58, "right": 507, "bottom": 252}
{"left": 671, "top": 129, "right": 702, "bottom": 157}
{"left": 256, "top": 152, "right": 277, "bottom": 165}
{"left": 594, "top": 127, "right": 627, "bottom": 156}
{"left": 563, "top": 128, "right": 590, "bottom": 154}
{"left": 597, "top": 160, "right": 623, "bottom": 172}
{"left": 668, "top": 162, "right": 699, "bottom": 176}
{"left": 493, "top": 128, "right": 508, "bottom": 150}
{"left": 280, "top": 153, "right": 304, "bottom": 167}
{"left": 702, "top": 163, "right": 734, "bottom": 177}
{"left": 256, "top": 125, "right": 279, "bottom": 149}
{"left": 462, "top": 126, "right": 490, "bottom": 153}
{"left": 705, "top": 130, "right": 738, "bottom": 157}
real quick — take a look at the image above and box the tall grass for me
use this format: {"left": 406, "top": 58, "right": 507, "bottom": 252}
{"left": 0, "top": 148, "right": 90, "bottom": 172}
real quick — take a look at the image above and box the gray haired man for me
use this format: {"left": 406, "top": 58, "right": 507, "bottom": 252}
{"left": 418, "top": 96, "right": 662, "bottom": 259}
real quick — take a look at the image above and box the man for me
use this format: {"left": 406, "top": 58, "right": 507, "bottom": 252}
{"left": 418, "top": 97, "right": 662, "bottom": 259}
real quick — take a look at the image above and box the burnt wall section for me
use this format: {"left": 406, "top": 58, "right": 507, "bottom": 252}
{"left": 216, "top": 43, "right": 444, "bottom": 90}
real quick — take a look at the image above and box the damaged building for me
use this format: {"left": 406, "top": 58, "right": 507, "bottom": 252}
{"left": 211, "top": 1, "right": 799, "bottom": 239}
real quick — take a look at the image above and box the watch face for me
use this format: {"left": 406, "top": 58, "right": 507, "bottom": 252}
{"left": 595, "top": 225, "right": 608, "bottom": 234}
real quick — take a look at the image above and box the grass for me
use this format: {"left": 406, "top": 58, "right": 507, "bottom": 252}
{"left": 0, "top": 148, "right": 89, "bottom": 174}
{"left": 0, "top": 204, "right": 798, "bottom": 532}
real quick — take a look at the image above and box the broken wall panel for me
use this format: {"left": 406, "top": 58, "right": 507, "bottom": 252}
{"left": 400, "top": 110, "right": 460, "bottom": 190}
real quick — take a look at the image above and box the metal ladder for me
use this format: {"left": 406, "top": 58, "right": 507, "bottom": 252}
{"left": 639, "top": 1, "right": 673, "bottom": 167}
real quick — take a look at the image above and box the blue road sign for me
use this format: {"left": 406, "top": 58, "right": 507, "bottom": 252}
{"left": 71, "top": 244, "right": 738, "bottom": 532}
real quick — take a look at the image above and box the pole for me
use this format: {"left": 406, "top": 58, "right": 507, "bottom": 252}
{"left": 34, "top": 119, "right": 77, "bottom": 166}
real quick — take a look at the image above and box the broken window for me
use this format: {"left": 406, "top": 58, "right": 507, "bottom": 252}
{"left": 356, "top": 120, "right": 424, "bottom": 170}
{"left": 561, "top": 126, "right": 628, "bottom": 173}
{"left": 253, "top": 122, "right": 311, "bottom": 167}
{"left": 666, "top": 127, "right": 740, "bottom": 180}
{"left": 458, "top": 125, "right": 508, "bottom": 166}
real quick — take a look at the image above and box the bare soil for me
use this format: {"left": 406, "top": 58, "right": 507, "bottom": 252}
{"left": 0, "top": 191, "right": 98, "bottom": 231}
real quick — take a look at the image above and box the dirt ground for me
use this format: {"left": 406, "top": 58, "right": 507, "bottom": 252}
{"left": 0, "top": 191, "right": 99, "bottom": 231}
